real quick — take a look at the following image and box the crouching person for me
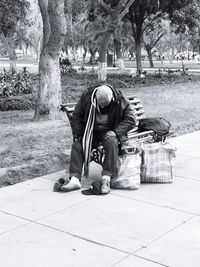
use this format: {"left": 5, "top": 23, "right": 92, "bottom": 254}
{"left": 55, "top": 84, "right": 136, "bottom": 194}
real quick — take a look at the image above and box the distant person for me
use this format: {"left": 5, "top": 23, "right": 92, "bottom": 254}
{"left": 55, "top": 84, "right": 136, "bottom": 194}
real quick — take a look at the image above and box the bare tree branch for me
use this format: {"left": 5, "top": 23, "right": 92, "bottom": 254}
{"left": 119, "top": 0, "right": 136, "bottom": 20}
{"left": 152, "top": 32, "right": 164, "bottom": 47}
{"left": 142, "top": 11, "right": 163, "bottom": 33}
{"left": 98, "top": 0, "right": 113, "bottom": 14}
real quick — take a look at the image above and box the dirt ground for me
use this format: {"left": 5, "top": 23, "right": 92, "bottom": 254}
{"left": 0, "top": 110, "right": 72, "bottom": 187}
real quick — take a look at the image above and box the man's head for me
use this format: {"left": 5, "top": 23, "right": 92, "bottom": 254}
{"left": 96, "top": 85, "right": 113, "bottom": 108}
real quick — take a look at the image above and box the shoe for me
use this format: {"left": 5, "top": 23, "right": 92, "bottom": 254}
{"left": 101, "top": 179, "right": 110, "bottom": 194}
{"left": 82, "top": 180, "right": 102, "bottom": 195}
{"left": 61, "top": 176, "right": 81, "bottom": 192}
{"left": 53, "top": 178, "right": 65, "bottom": 192}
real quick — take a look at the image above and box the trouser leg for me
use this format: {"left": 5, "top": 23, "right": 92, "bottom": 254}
{"left": 102, "top": 136, "right": 120, "bottom": 177}
{"left": 69, "top": 140, "right": 83, "bottom": 181}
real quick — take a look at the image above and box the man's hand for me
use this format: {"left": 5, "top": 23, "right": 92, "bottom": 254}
{"left": 103, "top": 131, "right": 116, "bottom": 140}
{"left": 73, "top": 135, "right": 82, "bottom": 142}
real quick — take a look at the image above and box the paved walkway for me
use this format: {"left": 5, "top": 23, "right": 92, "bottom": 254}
{"left": 0, "top": 131, "right": 200, "bottom": 267}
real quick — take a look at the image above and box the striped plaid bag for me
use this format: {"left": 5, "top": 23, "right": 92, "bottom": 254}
{"left": 140, "top": 142, "right": 176, "bottom": 183}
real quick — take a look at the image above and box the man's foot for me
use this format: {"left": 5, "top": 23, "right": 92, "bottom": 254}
{"left": 61, "top": 176, "right": 81, "bottom": 192}
{"left": 101, "top": 176, "right": 111, "bottom": 194}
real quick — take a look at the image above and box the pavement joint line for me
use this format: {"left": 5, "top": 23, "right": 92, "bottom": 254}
{"left": 110, "top": 192, "right": 199, "bottom": 216}
{"left": 0, "top": 208, "right": 130, "bottom": 255}
{"left": 175, "top": 153, "right": 200, "bottom": 158}
{"left": 0, "top": 210, "right": 32, "bottom": 236}
{"left": 0, "top": 196, "right": 97, "bottom": 224}
{"left": 174, "top": 156, "right": 200, "bottom": 166}
{"left": 109, "top": 254, "right": 168, "bottom": 267}
{"left": 133, "top": 215, "right": 195, "bottom": 255}
{"left": 174, "top": 175, "right": 200, "bottom": 182}
{"left": 109, "top": 255, "right": 131, "bottom": 267}
{"left": 32, "top": 195, "right": 98, "bottom": 221}
{"left": 0, "top": 209, "right": 35, "bottom": 223}
{"left": 28, "top": 220, "right": 132, "bottom": 255}
{"left": 132, "top": 255, "right": 170, "bottom": 267}
{"left": 0, "top": 222, "right": 31, "bottom": 237}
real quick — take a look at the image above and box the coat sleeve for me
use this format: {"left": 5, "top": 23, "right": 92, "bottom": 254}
{"left": 113, "top": 98, "right": 137, "bottom": 141}
{"left": 71, "top": 94, "right": 85, "bottom": 139}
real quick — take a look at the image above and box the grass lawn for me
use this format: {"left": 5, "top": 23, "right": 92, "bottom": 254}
{"left": 1, "top": 74, "right": 200, "bottom": 187}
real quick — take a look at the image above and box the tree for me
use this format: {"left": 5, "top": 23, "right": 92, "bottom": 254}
{"left": 33, "top": 0, "right": 66, "bottom": 121}
{"left": 62, "top": 0, "right": 93, "bottom": 63}
{"left": 125, "top": 0, "right": 191, "bottom": 75}
{"left": 155, "top": 20, "right": 190, "bottom": 63}
{"left": 126, "top": 0, "right": 166, "bottom": 74}
{"left": 87, "top": 0, "right": 135, "bottom": 81}
{"left": 169, "top": 0, "right": 200, "bottom": 55}
{"left": 0, "top": 0, "right": 30, "bottom": 72}
{"left": 26, "top": 0, "right": 43, "bottom": 61}
{"left": 27, "top": 28, "right": 43, "bottom": 60}
{"left": 143, "top": 17, "right": 166, "bottom": 67}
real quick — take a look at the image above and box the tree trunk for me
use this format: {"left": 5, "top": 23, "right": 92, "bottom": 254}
{"left": 34, "top": 0, "right": 66, "bottom": 121}
{"left": 135, "top": 37, "right": 142, "bottom": 75}
{"left": 0, "top": 34, "right": 17, "bottom": 72}
{"left": 82, "top": 46, "right": 87, "bottom": 66}
{"left": 89, "top": 48, "right": 97, "bottom": 64}
{"left": 98, "top": 30, "right": 112, "bottom": 81}
{"left": 9, "top": 58, "right": 17, "bottom": 73}
{"left": 36, "top": 35, "right": 42, "bottom": 62}
{"left": 98, "top": 62, "right": 107, "bottom": 81}
{"left": 72, "top": 46, "right": 77, "bottom": 63}
{"left": 146, "top": 45, "right": 154, "bottom": 68}
{"left": 114, "top": 38, "right": 125, "bottom": 69}
{"left": 34, "top": 51, "right": 63, "bottom": 120}
{"left": 114, "top": 23, "right": 125, "bottom": 70}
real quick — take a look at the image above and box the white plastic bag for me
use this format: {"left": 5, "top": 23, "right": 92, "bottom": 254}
{"left": 111, "top": 150, "right": 141, "bottom": 190}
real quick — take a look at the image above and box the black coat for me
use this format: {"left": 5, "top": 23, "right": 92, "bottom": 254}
{"left": 71, "top": 84, "right": 136, "bottom": 143}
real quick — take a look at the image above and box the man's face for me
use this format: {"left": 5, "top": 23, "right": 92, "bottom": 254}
{"left": 97, "top": 98, "right": 111, "bottom": 109}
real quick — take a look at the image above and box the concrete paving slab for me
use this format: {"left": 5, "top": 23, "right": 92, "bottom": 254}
{"left": 173, "top": 154, "right": 197, "bottom": 167}
{"left": 171, "top": 131, "right": 200, "bottom": 145}
{"left": 170, "top": 137, "right": 200, "bottom": 157}
{"left": 0, "top": 211, "right": 28, "bottom": 234}
{"left": 0, "top": 177, "right": 95, "bottom": 221}
{"left": 111, "top": 176, "right": 200, "bottom": 215}
{"left": 0, "top": 222, "right": 126, "bottom": 267}
{"left": 135, "top": 216, "right": 200, "bottom": 267}
{"left": 174, "top": 158, "right": 200, "bottom": 181}
{"left": 38, "top": 194, "right": 190, "bottom": 253}
{"left": 114, "top": 255, "right": 165, "bottom": 267}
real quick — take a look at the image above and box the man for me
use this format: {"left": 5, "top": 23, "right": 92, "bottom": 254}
{"left": 60, "top": 84, "right": 136, "bottom": 194}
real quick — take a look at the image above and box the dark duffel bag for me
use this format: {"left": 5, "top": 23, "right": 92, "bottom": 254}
{"left": 138, "top": 117, "right": 171, "bottom": 142}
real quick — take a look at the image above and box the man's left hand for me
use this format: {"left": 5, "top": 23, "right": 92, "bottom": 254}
{"left": 103, "top": 131, "right": 116, "bottom": 140}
